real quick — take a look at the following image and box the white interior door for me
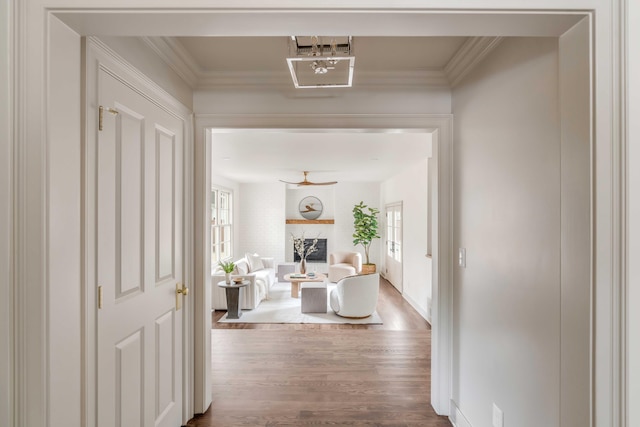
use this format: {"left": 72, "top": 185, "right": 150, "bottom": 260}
{"left": 385, "top": 203, "right": 403, "bottom": 292}
{"left": 96, "top": 69, "right": 184, "bottom": 427}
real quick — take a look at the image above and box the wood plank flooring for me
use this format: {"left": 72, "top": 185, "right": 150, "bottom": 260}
{"left": 188, "top": 277, "right": 451, "bottom": 426}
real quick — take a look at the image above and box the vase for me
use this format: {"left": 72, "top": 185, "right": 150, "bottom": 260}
{"left": 225, "top": 272, "right": 231, "bottom": 284}
{"left": 299, "top": 258, "right": 307, "bottom": 274}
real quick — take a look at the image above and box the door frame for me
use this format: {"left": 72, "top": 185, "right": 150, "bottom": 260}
{"left": 194, "top": 116, "right": 453, "bottom": 414}
{"left": 5, "top": 3, "right": 628, "bottom": 427}
{"left": 83, "top": 38, "right": 195, "bottom": 425}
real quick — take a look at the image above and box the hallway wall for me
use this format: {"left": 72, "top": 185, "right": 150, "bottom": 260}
{"left": 380, "top": 157, "right": 431, "bottom": 319}
{"left": 451, "top": 35, "right": 590, "bottom": 427}
{"left": 194, "top": 86, "right": 452, "bottom": 115}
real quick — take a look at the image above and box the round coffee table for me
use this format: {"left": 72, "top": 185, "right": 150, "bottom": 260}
{"left": 217, "top": 280, "right": 249, "bottom": 319}
{"left": 283, "top": 273, "right": 326, "bottom": 298}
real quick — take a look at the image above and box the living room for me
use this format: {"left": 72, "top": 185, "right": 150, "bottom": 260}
{"left": 209, "top": 129, "right": 435, "bottom": 323}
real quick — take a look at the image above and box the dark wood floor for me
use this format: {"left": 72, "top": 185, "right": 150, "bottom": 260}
{"left": 187, "top": 277, "right": 451, "bottom": 427}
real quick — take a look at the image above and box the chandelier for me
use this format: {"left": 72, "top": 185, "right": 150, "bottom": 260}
{"left": 286, "top": 36, "right": 355, "bottom": 88}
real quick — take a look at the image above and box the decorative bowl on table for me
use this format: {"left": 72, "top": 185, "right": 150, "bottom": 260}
{"left": 232, "top": 277, "right": 244, "bottom": 284}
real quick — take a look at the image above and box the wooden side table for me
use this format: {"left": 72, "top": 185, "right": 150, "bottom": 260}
{"left": 217, "top": 281, "right": 249, "bottom": 319}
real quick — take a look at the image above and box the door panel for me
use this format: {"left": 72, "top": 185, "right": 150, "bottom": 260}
{"left": 96, "top": 69, "right": 184, "bottom": 427}
{"left": 156, "top": 126, "right": 175, "bottom": 282}
{"left": 116, "top": 330, "right": 144, "bottom": 427}
{"left": 117, "top": 107, "right": 144, "bottom": 299}
{"left": 155, "top": 310, "right": 176, "bottom": 419}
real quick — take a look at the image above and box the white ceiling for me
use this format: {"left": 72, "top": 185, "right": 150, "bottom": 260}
{"left": 177, "top": 36, "right": 468, "bottom": 73}
{"left": 210, "top": 131, "right": 433, "bottom": 184}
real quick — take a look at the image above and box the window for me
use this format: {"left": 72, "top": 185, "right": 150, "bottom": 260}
{"left": 211, "top": 188, "right": 233, "bottom": 264}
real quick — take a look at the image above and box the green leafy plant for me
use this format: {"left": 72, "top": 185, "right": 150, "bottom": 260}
{"left": 218, "top": 260, "right": 235, "bottom": 274}
{"left": 352, "top": 201, "right": 380, "bottom": 265}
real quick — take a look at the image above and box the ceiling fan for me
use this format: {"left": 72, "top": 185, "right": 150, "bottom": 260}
{"left": 279, "top": 171, "right": 338, "bottom": 186}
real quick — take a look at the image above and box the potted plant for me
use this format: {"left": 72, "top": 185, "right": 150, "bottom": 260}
{"left": 352, "top": 201, "right": 380, "bottom": 274}
{"left": 218, "top": 260, "right": 235, "bottom": 284}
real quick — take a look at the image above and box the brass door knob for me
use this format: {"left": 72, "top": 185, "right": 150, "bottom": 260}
{"left": 176, "top": 283, "right": 189, "bottom": 310}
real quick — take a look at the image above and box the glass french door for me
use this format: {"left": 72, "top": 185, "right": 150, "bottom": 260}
{"left": 385, "top": 203, "right": 403, "bottom": 292}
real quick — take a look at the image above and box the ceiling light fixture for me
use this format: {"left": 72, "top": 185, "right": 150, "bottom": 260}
{"left": 286, "top": 36, "right": 355, "bottom": 89}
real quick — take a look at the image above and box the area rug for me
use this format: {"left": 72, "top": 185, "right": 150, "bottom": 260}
{"left": 218, "top": 281, "right": 383, "bottom": 325}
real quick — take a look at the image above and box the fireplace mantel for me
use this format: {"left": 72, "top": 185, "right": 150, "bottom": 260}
{"left": 286, "top": 219, "right": 334, "bottom": 224}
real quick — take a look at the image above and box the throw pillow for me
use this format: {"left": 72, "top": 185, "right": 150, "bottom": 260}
{"left": 245, "top": 253, "right": 265, "bottom": 272}
{"left": 235, "top": 259, "right": 249, "bottom": 275}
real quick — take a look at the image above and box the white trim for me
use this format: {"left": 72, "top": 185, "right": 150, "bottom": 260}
{"left": 141, "top": 36, "right": 199, "bottom": 88}
{"left": 193, "top": 117, "right": 211, "bottom": 413}
{"left": 83, "top": 37, "right": 194, "bottom": 425}
{"left": 403, "top": 292, "right": 430, "bottom": 322}
{"left": 194, "top": 113, "right": 453, "bottom": 415}
{"left": 444, "top": 36, "right": 504, "bottom": 86}
{"left": 0, "top": 0, "right": 14, "bottom": 426}
{"left": 449, "top": 400, "right": 474, "bottom": 427}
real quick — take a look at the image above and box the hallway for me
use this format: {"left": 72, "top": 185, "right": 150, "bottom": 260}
{"left": 188, "top": 279, "right": 450, "bottom": 426}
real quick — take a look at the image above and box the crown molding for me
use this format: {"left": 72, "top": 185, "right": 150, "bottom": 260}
{"left": 444, "top": 36, "right": 503, "bottom": 87}
{"left": 197, "top": 71, "right": 292, "bottom": 89}
{"left": 355, "top": 70, "right": 449, "bottom": 89}
{"left": 141, "top": 36, "right": 500, "bottom": 91}
{"left": 141, "top": 36, "right": 200, "bottom": 88}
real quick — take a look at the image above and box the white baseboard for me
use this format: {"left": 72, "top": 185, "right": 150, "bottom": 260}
{"left": 449, "top": 400, "right": 473, "bottom": 427}
{"left": 403, "top": 292, "right": 431, "bottom": 324}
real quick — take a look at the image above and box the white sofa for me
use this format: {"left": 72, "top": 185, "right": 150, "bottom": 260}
{"left": 212, "top": 255, "right": 277, "bottom": 310}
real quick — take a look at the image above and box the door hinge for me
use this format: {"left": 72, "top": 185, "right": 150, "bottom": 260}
{"left": 98, "top": 285, "right": 103, "bottom": 309}
{"left": 98, "top": 105, "right": 119, "bottom": 131}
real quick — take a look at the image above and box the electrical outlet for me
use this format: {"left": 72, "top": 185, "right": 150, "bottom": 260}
{"left": 492, "top": 403, "right": 504, "bottom": 427}
{"left": 458, "top": 248, "right": 466, "bottom": 267}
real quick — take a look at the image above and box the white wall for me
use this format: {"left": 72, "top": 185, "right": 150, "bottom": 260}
{"left": 380, "top": 158, "right": 431, "bottom": 320}
{"left": 194, "top": 86, "right": 451, "bottom": 115}
{"left": 558, "top": 18, "right": 591, "bottom": 427}
{"left": 451, "top": 37, "right": 584, "bottom": 427}
{"left": 628, "top": 0, "right": 639, "bottom": 424}
{"left": 98, "top": 37, "right": 193, "bottom": 109}
{"left": 333, "top": 183, "right": 381, "bottom": 268}
{"left": 237, "top": 183, "right": 286, "bottom": 262}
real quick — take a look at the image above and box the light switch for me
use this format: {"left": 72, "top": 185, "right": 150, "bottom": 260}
{"left": 458, "top": 248, "right": 466, "bottom": 267}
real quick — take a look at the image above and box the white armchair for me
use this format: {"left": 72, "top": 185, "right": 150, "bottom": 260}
{"left": 329, "top": 273, "right": 379, "bottom": 318}
{"left": 328, "top": 251, "right": 362, "bottom": 282}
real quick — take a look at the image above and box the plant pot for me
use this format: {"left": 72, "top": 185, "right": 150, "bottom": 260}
{"left": 225, "top": 272, "right": 232, "bottom": 284}
{"left": 361, "top": 264, "right": 376, "bottom": 274}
